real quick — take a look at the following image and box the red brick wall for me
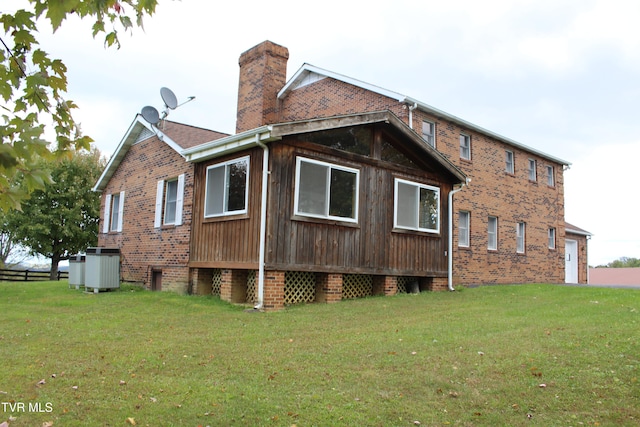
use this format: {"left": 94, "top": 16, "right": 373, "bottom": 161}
{"left": 263, "top": 270, "right": 285, "bottom": 311}
{"left": 276, "top": 79, "right": 567, "bottom": 286}
{"left": 412, "top": 108, "right": 566, "bottom": 284}
{"left": 278, "top": 77, "right": 408, "bottom": 123}
{"left": 97, "top": 134, "right": 193, "bottom": 292}
{"left": 236, "top": 41, "right": 289, "bottom": 133}
{"left": 316, "top": 273, "right": 343, "bottom": 303}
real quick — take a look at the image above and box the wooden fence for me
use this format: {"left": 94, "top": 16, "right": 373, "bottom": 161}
{"left": 0, "top": 268, "right": 69, "bottom": 282}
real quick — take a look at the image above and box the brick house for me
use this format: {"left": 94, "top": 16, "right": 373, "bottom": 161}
{"left": 93, "top": 116, "right": 227, "bottom": 292}
{"left": 95, "top": 40, "right": 588, "bottom": 308}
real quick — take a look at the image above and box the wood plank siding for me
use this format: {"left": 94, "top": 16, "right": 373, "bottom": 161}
{"left": 267, "top": 140, "right": 451, "bottom": 276}
{"left": 190, "top": 148, "right": 263, "bottom": 268}
{"left": 189, "top": 122, "right": 456, "bottom": 277}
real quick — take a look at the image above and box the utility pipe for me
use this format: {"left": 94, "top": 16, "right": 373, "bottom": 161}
{"left": 255, "top": 136, "right": 270, "bottom": 309}
{"left": 447, "top": 179, "right": 469, "bottom": 291}
{"left": 408, "top": 102, "right": 418, "bottom": 129}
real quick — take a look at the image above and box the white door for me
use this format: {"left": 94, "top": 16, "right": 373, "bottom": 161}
{"left": 565, "top": 239, "right": 578, "bottom": 283}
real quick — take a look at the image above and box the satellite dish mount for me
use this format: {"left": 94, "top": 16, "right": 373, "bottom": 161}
{"left": 140, "top": 87, "right": 196, "bottom": 126}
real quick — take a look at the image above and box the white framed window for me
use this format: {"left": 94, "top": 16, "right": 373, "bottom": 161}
{"left": 460, "top": 134, "right": 471, "bottom": 160}
{"left": 103, "top": 191, "right": 125, "bottom": 233}
{"left": 528, "top": 159, "right": 537, "bottom": 181}
{"left": 548, "top": 227, "right": 556, "bottom": 249}
{"left": 488, "top": 216, "right": 498, "bottom": 250}
{"left": 546, "top": 165, "right": 555, "bottom": 186}
{"left": 458, "top": 211, "right": 470, "bottom": 246}
{"left": 516, "top": 222, "right": 526, "bottom": 254}
{"left": 394, "top": 178, "right": 440, "bottom": 233}
{"left": 155, "top": 174, "right": 185, "bottom": 227}
{"left": 204, "top": 156, "right": 249, "bottom": 218}
{"left": 422, "top": 120, "right": 435, "bottom": 148}
{"left": 294, "top": 157, "right": 359, "bottom": 222}
{"left": 505, "top": 151, "right": 514, "bottom": 174}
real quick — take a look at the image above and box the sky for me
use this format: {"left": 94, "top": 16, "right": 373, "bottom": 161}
{"left": 3, "top": 0, "right": 640, "bottom": 267}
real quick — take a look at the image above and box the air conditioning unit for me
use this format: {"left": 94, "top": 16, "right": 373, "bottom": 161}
{"left": 68, "top": 254, "right": 86, "bottom": 289}
{"left": 85, "top": 247, "right": 120, "bottom": 293}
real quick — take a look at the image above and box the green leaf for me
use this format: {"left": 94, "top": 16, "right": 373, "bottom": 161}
{"left": 46, "top": 0, "right": 82, "bottom": 31}
{"left": 13, "top": 29, "right": 38, "bottom": 48}
{"left": 104, "top": 31, "right": 118, "bottom": 47}
{"left": 92, "top": 19, "right": 105, "bottom": 36}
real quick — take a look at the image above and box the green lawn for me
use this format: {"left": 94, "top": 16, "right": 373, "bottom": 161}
{"left": 0, "top": 282, "right": 638, "bottom": 426}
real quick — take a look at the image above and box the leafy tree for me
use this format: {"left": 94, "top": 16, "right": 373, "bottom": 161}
{"left": 0, "top": 210, "right": 29, "bottom": 268}
{"left": 1, "top": 0, "right": 158, "bottom": 210}
{"left": 607, "top": 257, "right": 640, "bottom": 268}
{"left": 8, "top": 148, "right": 105, "bottom": 279}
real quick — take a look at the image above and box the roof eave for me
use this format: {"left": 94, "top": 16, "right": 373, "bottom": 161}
{"left": 278, "top": 63, "right": 405, "bottom": 102}
{"left": 93, "top": 116, "right": 183, "bottom": 192}
{"left": 182, "top": 125, "right": 279, "bottom": 163}
{"left": 277, "top": 64, "right": 569, "bottom": 167}
{"left": 403, "top": 96, "right": 571, "bottom": 166}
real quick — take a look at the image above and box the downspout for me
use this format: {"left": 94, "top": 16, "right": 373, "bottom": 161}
{"left": 408, "top": 103, "right": 418, "bottom": 129}
{"left": 586, "top": 235, "right": 591, "bottom": 284}
{"left": 448, "top": 179, "right": 469, "bottom": 291}
{"left": 255, "top": 136, "right": 270, "bottom": 309}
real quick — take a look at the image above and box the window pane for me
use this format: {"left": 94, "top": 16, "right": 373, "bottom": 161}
{"left": 381, "top": 138, "right": 419, "bottom": 169}
{"left": 226, "top": 160, "right": 247, "bottom": 212}
{"left": 506, "top": 151, "right": 514, "bottom": 173}
{"left": 164, "top": 180, "right": 178, "bottom": 224}
{"left": 547, "top": 166, "right": 554, "bottom": 186}
{"left": 205, "top": 166, "right": 225, "bottom": 216}
{"left": 488, "top": 216, "right": 497, "bottom": 250}
{"left": 418, "top": 187, "right": 438, "bottom": 230}
{"left": 460, "top": 135, "right": 470, "bottom": 159}
{"left": 397, "top": 181, "right": 417, "bottom": 228}
{"left": 458, "top": 212, "right": 469, "bottom": 246}
{"left": 528, "top": 159, "right": 537, "bottom": 181}
{"left": 303, "top": 127, "right": 371, "bottom": 156}
{"left": 329, "top": 168, "right": 357, "bottom": 219}
{"left": 517, "top": 223, "right": 525, "bottom": 253}
{"left": 422, "top": 121, "right": 434, "bottom": 147}
{"left": 110, "top": 194, "right": 120, "bottom": 231}
{"left": 298, "top": 161, "right": 328, "bottom": 215}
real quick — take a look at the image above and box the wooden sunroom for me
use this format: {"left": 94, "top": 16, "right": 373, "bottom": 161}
{"left": 183, "top": 111, "right": 467, "bottom": 310}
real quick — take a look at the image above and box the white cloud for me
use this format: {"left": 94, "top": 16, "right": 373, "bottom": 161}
{"left": 565, "top": 140, "right": 640, "bottom": 265}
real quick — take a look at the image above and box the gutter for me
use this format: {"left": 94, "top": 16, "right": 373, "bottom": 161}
{"left": 448, "top": 179, "right": 470, "bottom": 291}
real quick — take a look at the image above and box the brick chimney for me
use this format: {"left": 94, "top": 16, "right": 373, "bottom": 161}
{"left": 236, "top": 41, "right": 289, "bottom": 133}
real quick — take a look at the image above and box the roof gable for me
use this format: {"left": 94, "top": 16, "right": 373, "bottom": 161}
{"left": 93, "top": 116, "right": 228, "bottom": 192}
{"left": 279, "top": 64, "right": 570, "bottom": 166}
{"left": 183, "top": 110, "right": 466, "bottom": 184}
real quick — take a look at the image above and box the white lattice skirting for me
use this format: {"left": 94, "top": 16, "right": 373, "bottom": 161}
{"left": 211, "top": 269, "right": 221, "bottom": 296}
{"left": 342, "top": 274, "right": 373, "bottom": 299}
{"left": 284, "top": 271, "right": 316, "bottom": 304}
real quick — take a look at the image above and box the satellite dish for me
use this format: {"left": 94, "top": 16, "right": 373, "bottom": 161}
{"left": 160, "top": 87, "right": 178, "bottom": 110}
{"left": 141, "top": 105, "right": 160, "bottom": 125}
